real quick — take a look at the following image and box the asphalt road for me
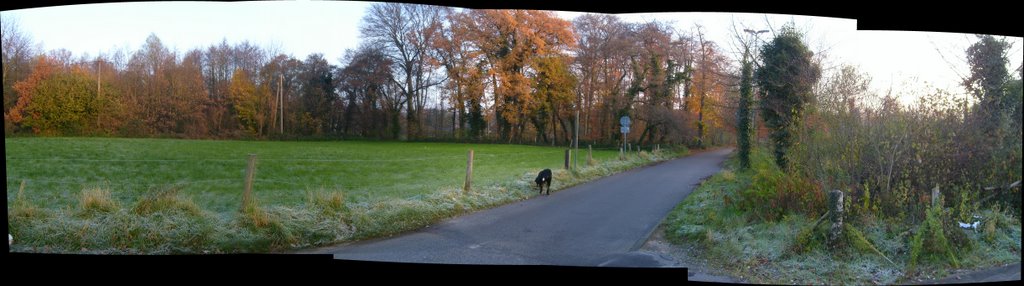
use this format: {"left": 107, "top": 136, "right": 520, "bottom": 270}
{"left": 316, "top": 148, "right": 733, "bottom": 266}
{"left": 916, "top": 263, "right": 1021, "bottom": 284}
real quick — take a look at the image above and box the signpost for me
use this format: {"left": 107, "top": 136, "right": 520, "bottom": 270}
{"left": 620, "top": 116, "right": 631, "bottom": 157}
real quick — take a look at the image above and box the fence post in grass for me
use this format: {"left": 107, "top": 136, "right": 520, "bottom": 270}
{"left": 565, "top": 149, "right": 571, "bottom": 170}
{"left": 587, "top": 145, "right": 593, "bottom": 164}
{"left": 17, "top": 180, "right": 26, "bottom": 200}
{"left": 828, "top": 189, "right": 844, "bottom": 250}
{"left": 242, "top": 154, "right": 257, "bottom": 208}
{"left": 464, "top": 149, "right": 474, "bottom": 192}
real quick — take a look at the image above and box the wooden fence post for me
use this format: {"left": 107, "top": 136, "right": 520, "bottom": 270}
{"left": 17, "top": 180, "right": 26, "bottom": 200}
{"left": 588, "top": 145, "right": 593, "bottom": 164}
{"left": 565, "top": 149, "right": 571, "bottom": 170}
{"left": 242, "top": 154, "right": 257, "bottom": 208}
{"left": 464, "top": 149, "right": 474, "bottom": 192}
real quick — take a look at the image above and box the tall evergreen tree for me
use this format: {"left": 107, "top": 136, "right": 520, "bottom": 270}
{"left": 755, "top": 26, "right": 820, "bottom": 170}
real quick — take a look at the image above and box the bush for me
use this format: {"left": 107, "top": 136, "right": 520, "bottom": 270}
{"left": 909, "top": 198, "right": 959, "bottom": 268}
{"left": 738, "top": 151, "right": 825, "bottom": 222}
{"left": 790, "top": 222, "right": 824, "bottom": 255}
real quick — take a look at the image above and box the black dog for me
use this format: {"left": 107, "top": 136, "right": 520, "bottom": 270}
{"left": 535, "top": 169, "right": 552, "bottom": 195}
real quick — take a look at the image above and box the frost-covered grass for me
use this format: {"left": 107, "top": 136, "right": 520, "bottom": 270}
{"left": 7, "top": 137, "right": 686, "bottom": 253}
{"left": 664, "top": 150, "right": 1021, "bottom": 284}
{"left": 5, "top": 137, "right": 625, "bottom": 212}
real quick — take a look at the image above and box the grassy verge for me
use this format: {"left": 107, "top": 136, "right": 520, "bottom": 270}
{"left": 8, "top": 138, "right": 686, "bottom": 253}
{"left": 663, "top": 149, "right": 1021, "bottom": 284}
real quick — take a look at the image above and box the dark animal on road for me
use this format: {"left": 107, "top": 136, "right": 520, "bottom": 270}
{"left": 535, "top": 169, "right": 552, "bottom": 195}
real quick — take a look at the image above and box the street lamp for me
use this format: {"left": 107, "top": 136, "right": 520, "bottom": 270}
{"left": 742, "top": 29, "right": 769, "bottom": 63}
{"left": 742, "top": 29, "right": 768, "bottom": 146}
{"left": 744, "top": 29, "right": 769, "bottom": 35}
{"left": 743, "top": 29, "right": 769, "bottom": 58}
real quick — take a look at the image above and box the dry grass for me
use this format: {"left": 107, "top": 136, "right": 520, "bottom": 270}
{"left": 132, "top": 186, "right": 202, "bottom": 216}
{"left": 79, "top": 188, "right": 119, "bottom": 214}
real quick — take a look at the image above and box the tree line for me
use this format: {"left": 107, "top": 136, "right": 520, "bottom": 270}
{"left": 2, "top": 4, "right": 739, "bottom": 147}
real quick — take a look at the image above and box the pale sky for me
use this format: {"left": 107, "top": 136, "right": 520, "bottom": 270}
{"left": 3, "top": 1, "right": 1021, "bottom": 106}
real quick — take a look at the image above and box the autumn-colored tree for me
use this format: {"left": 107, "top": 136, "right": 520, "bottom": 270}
{"left": 120, "top": 34, "right": 173, "bottom": 135}
{"left": 229, "top": 70, "right": 265, "bottom": 137}
{"left": 2, "top": 9, "right": 740, "bottom": 146}
{"left": 686, "top": 27, "right": 730, "bottom": 147}
{"left": 571, "top": 15, "right": 697, "bottom": 146}
{"left": 202, "top": 39, "right": 235, "bottom": 134}
{"left": 432, "top": 8, "right": 488, "bottom": 140}
{"left": 584, "top": 20, "right": 691, "bottom": 147}
{"left": 459, "top": 9, "right": 576, "bottom": 142}
{"left": 631, "top": 22, "right": 691, "bottom": 146}
{"left": 10, "top": 57, "right": 110, "bottom": 135}
{"left": 8, "top": 56, "right": 53, "bottom": 124}
{"left": 572, "top": 14, "right": 634, "bottom": 144}
{"left": 173, "top": 49, "right": 213, "bottom": 137}
{"left": 196, "top": 39, "right": 268, "bottom": 136}
{"left": 83, "top": 54, "right": 127, "bottom": 135}
{"left": 259, "top": 53, "right": 303, "bottom": 136}
{"left": 690, "top": 27, "right": 712, "bottom": 146}
{"left": 3, "top": 15, "right": 38, "bottom": 134}
{"left": 531, "top": 55, "right": 576, "bottom": 144}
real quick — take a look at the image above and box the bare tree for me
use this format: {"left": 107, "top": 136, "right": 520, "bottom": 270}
{"left": 2, "top": 14, "right": 37, "bottom": 120}
{"left": 360, "top": 2, "right": 445, "bottom": 140}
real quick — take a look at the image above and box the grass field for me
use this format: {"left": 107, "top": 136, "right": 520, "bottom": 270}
{"left": 5, "top": 137, "right": 621, "bottom": 212}
{"left": 6, "top": 137, "right": 682, "bottom": 253}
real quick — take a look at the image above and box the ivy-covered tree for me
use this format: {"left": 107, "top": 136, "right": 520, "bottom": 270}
{"left": 963, "top": 35, "right": 1012, "bottom": 137}
{"left": 755, "top": 26, "right": 821, "bottom": 170}
{"left": 738, "top": 51, "right": 754, "bottom": 169}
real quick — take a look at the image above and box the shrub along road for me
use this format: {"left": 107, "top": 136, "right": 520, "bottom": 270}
{"left": 311, "top": 148, "right": 733, "bottom": 266}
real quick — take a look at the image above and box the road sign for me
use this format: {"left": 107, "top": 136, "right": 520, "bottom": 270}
{"left": 619, "top": 116, "right": 631, "bottom": 128}
{"left": 620, "top": 126, "right": 629, "bottom": 134}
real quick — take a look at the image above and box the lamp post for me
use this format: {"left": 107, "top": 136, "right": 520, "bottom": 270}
{"left": 743, "top": 29, "right": 768, "bottom": 145}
